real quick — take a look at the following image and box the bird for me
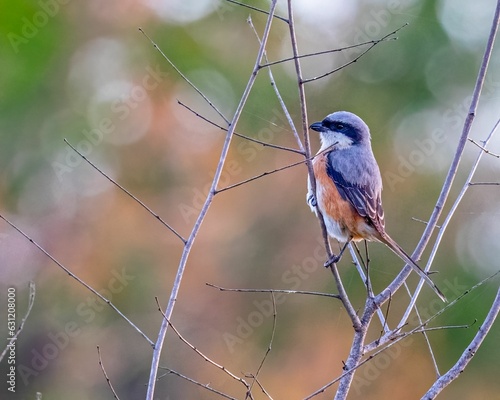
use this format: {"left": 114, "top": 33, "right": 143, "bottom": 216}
{"left": 306, "top": 111, "right": 446, "bottom": 302}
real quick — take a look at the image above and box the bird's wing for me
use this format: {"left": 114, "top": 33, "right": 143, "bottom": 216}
{"left": 325, "top": 156, "right": 385, "bottom": 230}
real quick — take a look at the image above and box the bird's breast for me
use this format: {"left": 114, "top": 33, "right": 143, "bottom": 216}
{"left": 312, "top": 152, "right": 378, "bottom": 242}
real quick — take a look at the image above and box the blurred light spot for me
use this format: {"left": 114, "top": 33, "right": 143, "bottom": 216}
{"left": 391, "top": 108, "right": 453, "bottom": 175}
{"left": 67, "top": 37, "right": 129, "bottom": 108}
{"left": 87, "top": 80, "right": 152, "bottom": 145}
{"left": 437, "top": 0, "right": 495, "bottom": 50}
{"left": 145, "top": 0, "right": 218, "bottom": 24}
{"left": 455, "top": 212, "right": 500, "bottom": 274}
{"left": 353, "top": 45, "right": 406, "bottom": 84}
{"left": 294, "top": 0, "right": 358, "bottom": 27}
{"left": 425, "top": 46, "right": 474, "bottom": 103}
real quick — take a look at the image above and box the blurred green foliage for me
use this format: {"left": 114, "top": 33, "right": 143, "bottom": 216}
{"left": 1, "top": 0, "right": 499, "bottom": 399}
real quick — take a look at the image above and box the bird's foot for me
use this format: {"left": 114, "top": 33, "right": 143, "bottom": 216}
{"left": 324, "top": 253, "right": 341, "bottom": 268}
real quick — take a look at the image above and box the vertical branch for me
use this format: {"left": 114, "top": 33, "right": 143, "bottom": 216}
{"left": 145, "top": 2, "right": 279, "bottom": 398}
{"left": 286, "top": 0, "right": 361, "bottom": 331}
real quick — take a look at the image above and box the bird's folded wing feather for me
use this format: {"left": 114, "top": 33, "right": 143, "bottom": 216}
{"left": 326, "top": 159, "right": 385, "bottom": 231}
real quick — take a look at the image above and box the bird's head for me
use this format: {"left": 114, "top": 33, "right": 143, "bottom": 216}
{"left": 309, "top": 111, "right": 371, "bottom": 151}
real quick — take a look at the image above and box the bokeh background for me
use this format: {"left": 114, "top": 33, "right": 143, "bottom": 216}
{"left": 1, "top": 0, "right": 500, "bottom": 399}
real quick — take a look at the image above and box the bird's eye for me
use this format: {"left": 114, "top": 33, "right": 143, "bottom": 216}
{"left": 334, "top": 123, "right": 345, "bottom": 131}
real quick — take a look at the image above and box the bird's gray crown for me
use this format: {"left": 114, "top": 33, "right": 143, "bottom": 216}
{"left": 310, "top": 111, "right": 371, "bottom": 148}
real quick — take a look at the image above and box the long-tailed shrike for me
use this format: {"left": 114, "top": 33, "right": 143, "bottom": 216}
{"left": 307, "top": 111, "right": 446, "bottom": 302}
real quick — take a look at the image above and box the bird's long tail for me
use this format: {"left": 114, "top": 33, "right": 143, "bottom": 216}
{"left": 379, "top": 233, "right": 447, "bottom": 302}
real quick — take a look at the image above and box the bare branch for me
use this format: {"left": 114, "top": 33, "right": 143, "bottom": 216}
{"left": 247, "top": 376, "right": 274, "bottom": 400}
{"left": 97, "top": 346, "right": 121, "bottom": 400}
{"left": 177, "top": 100, "right": 304, "bottom": 155}
{"left": 139, "top": 28, "right": 230, "bottom": 125}
{"left": 146, "top": 3, "right": 280, "bottom": 397}
{"left": 206, "top": 283, "right": 340, "bottom": 299}
{"left": 0, "top": 215, "right": 154, "bottom": 346}
{"left": 225, "top": 0, "right": 288, "bottom": 23}
{"left": 161, "top": 369, "right": 238, "bottom": 400}
{"left": 260, "top": 24, "right": 407, "bottom": 70}
{"left": 246, "top": 293, "right": 277, "bottom": 399}
{"left": 302, "top": 25, "right": 407, "bottom": 83}
{"left": 154, "top": 297, "right": 251, "bottom": 390}
{"left": 247, "top": 15, "right": 304, "bottom": 153}
{"left": 468, "top": 181, "right": 500, "bottom": 186}
{"left": 468, "top": 137, "right": 500, "bottom": 158}
{"left": 215, "top": 159, "right": 306, "bottom": 194}
{"left": 347, "top": 244, "right": 390, "bottom": 333}
{"left": 64, "top": 139, "right": 186, "bottom": 244}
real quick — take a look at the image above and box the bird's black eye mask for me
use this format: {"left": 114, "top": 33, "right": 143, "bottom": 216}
{"left": 323, "top": 120, "right": 362, "bottom": 144}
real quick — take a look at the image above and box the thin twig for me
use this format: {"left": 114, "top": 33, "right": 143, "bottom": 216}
{"left": 259, "top": 27, "right": 405, "bottom": 69}
{"left": 161, "top": 369, "right": 238, "bottom": 400}
{"left": 215, "top": 158, "right": 306, "bottom": 194}
{"left": 468, "top": 138, "right": 500, "bottom": 157}
{"left": 146, "top": 4, "right": 279, "bottom": 398}
{"left": 139, "top": 28, "right": 230, "bottom": 125}
{"left": 347, "top": 244, "right": 390, "bottom": 333}
{"left": 405, "top": 283, "right": 441, "bottom": 378}
{"left": 302, "top": 25, "right": 407, "bottom": 83}
{"left": 97, "top": 346, "right": 121, "bottom": 400}
{"left": 154, "top": 298, "right": 251, "bottom": 389}
{"left": 215, "top": 145, "right": 337, "bottom": 194}
{"left": 64, "top": 139, "right": 186, "bottom": 244}
{"left": 414, "top": 321, "right": 476, "bottom": 333}
{"left": 206, "top": 283, "right": 340, "bottom": 299}
{"left": 0, "top": 282, "right": 35, "bottom": 362}
{"left": 246, "top": 293, "right": 277, "bottom": 399}
{"left": 247, "top": 15, "right": 304, "bottom": 153}
{"left": 0, "top": 214, "right": 154, "bottom": 346}
{"left": 177, "top": 100, "right": 304, "bottom": 155}
{"left": 225, "top": 0, "right": 288, "bottom": 23}
{"left": 247, "top": 376, "right": 274, "bottom": 400}
{"left": 411, "top": 217, "right": 441, "bottom": 229}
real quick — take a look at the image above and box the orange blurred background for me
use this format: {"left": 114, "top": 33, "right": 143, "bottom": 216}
{"left": 1, "top": 1, "right": 500, "bottom": 399}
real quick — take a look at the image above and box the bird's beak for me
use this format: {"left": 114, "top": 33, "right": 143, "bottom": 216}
{"left": 309, "top": 121, "right": 325, "bottom": 132}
